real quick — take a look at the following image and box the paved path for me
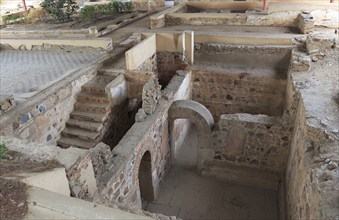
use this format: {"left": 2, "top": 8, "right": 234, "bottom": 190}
{"left": 0, "top": 51, "right": 105, "bottom": 96}
{"left": 146, "top": 126, "right": 278, "bottom": 220}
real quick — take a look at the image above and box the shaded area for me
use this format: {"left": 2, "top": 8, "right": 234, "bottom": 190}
{"left": 146, "top": 126, "right": 278, "bottom": 220}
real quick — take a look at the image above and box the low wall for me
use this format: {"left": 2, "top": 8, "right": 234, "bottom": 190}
{"left": 0, "top": 29, "right": 90, "bottom": 39}
{"left": 165, "top": 12, "right": 299, "bottom": 27}
{"left": 132, "top": 0, "right": 164, "bottom": 11}
{"left": 191, "top": 70, "right": 287, "bottom": 120}
{"left": 212, "top": 113, "right": 291, "bottom": 173}
{"left": 125, "top": 34, "right": 156, "bottom": 70}
{"left": 95, "top": 72, "right": 190, "bottom": 208}
{"left": 195, "top": 33, "right": 293, "bottom": 46}
{"left": 185, "top": 1, "right": 262, "bottom": 11}
{"left": 161, "top": 2, "right": 338, "bottom": 28}
{"left": 0, "top": 38, "right": 113, "bottom": 53}
{"left": 150, "top": 4, "right": 186, "bottom": 29}
{"left": 0, "top": 64, "right": 103, "bottom": 144}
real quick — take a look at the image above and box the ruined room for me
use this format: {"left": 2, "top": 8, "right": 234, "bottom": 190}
{"left": 0, "top": 0, "right": 338, "bottom": 219}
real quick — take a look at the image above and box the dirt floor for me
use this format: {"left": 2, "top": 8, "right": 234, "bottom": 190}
{"left": 0, "top": 178, "right": 28, "bottom": 220}
{"left": 147, "top": 127, "right": 278, "bottom": 220}
{"left": 0, "top": 152, "right": 62, "bottom": 219}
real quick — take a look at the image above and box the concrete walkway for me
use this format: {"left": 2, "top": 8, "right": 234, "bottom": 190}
{"left": 146, "top": 127, "right": 278, "bottom": 220}
{"left": 0, "top": 50, "right": 105, "bottom": 96}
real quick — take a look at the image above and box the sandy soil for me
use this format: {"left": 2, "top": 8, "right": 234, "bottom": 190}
{"left": 293, "top": 49, "right": 339, "bottom": 140}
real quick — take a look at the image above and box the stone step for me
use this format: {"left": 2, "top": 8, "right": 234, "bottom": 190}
{"left": 70, "top": 111, "right": 107, "bottom": 123}
{"left": 81, "top": 75, "right": 115, "bottom": 94}
{"left": 66, "top": 118, "right": 103, "bottom": 132}
{"left": 81, "top": 85, "right": 106, "bottom": 94}
{"left": 61, "top": 127, "right": 100, "bottom": 140}
{"left": 74, "top": 101, "right": 109, "bottom": 114}
{"left": 77, "top": 92, "right": 110, "bottom": 104}
{"left": 57, "top": 136, "right": 97, "bottom": 149}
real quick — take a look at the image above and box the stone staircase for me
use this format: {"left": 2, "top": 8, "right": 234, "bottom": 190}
{"left": 57, "top": 74, "right": 116, "bottom": 149}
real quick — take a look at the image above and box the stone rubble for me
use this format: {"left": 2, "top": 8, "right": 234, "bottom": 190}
{"left": 142, "top": 77, "right": 162, "bottom": 115}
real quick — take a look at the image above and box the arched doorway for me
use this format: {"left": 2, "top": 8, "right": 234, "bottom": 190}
{"left": 168, "top": 100, "right": 214, "bottom": 173}
{"left": 138, "top": 151, "right": 154, "bottom": 209}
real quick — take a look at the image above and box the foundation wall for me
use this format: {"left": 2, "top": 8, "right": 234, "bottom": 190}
{"left": 96, "top": 72, "right": 190, "bottom": 208}
{"left": 212, "top": 113, "right": 291, "bottom": 173}
{"left": 103, "top": 100, "right": 139, "bottom": 148}
{"left": 0, "top": 65, "right": 100, "bottom": 144}
{"left": 161, "top": 2, "right": 338, "bottom": 28}
{"left": 285, "top": 99, "right": 321, "bottom": 219}
{"left": 157, "top": 52, "right": 187, "bottom": 87}
{"left": 191, "top": 70, "right": 287, "bottom": 120}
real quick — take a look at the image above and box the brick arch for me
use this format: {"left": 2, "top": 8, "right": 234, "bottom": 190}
{"left": 168, "top": 100, "right": 214, "bottom": 173}
{"left": 138, "top": 150, "right": 154, "bottom": 208}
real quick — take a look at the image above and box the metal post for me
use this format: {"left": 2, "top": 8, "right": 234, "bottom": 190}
{"left": 22, "top": 0, "right": 28, "bottom": 12}
{"left": 263, "top": 0, "right": 268, "bottom": 12}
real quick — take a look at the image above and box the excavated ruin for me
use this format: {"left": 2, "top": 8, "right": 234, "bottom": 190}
{"left": 0, "top": 1, "right": 338, "bottom": 219}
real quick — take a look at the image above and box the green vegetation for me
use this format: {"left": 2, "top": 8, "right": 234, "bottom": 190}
{"left": 2, "top": 14, "right": 24, "bottom": 24}
{"left": 40, "top": 0, "right": 78, "bottom": 21}
{"left": 80, "top": 0, "right": 133, "bottom": 22}
{"left": 0, "top": 142, "right": 9, "bottom": 159}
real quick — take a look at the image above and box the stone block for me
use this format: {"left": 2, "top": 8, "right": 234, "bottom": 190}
{"left": 298, "top": 12, "right": 314, "bottom": 34}
{"left": 0, "top": 95, "right": 15, "bottom": 115}
{"left": 88, "top": 26, "right": 98, "bottom": 35}
{"left": 20, "top": 168, "right": 71, "bottom": 196}
{"left": 142, "top": 77, "right": 161, "bottom": 115}
{"left": 135, "top": 108, "right": 147, "bottom": 122}
{"left": 306, "top": 33, "right": 336, "bottom": 54}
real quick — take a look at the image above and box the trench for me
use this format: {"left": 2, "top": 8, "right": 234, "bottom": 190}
{"left": 146, "top": 124, "right": 278, "bottom": 219}
{"left": 142, "top": 43, "right": 293, "bottom": 220}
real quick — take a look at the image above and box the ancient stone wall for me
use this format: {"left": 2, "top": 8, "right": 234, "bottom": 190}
{"left": 285, "top": 97, "right": 339, "bottom": 220}
{"left": 103, "top": 99, "right": 140, "bottom": 149}
{"left": 132, "top": 0, "right": 164, "bottom": 11}
{"left": 212, "top": 113, "right": 291, "bottom": 173}
{"left": 137, "top": 53, "right": 158, "bottom": 72}
{"left": 157, "top": 52, "right": 187, "bottom": 87}
{"left": 125, "top": 71, "right": 156, "bottom": 99}
{"left": 164, "top": 8, "right": 338, "bottom": 28}
{"left": 191, "top": 70, "right": 287, "bottom": 120}
{"left": 164, "top": 11, "right": 300, "bottom": 27}
{"left": 0, "top": 66, "right": 99, "bottom": 144}
{"left": 95, "top": 73, "right": 190, "bottom": 208}
{"left": 285, "top": 98, "right": 320, "bottom": 219}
